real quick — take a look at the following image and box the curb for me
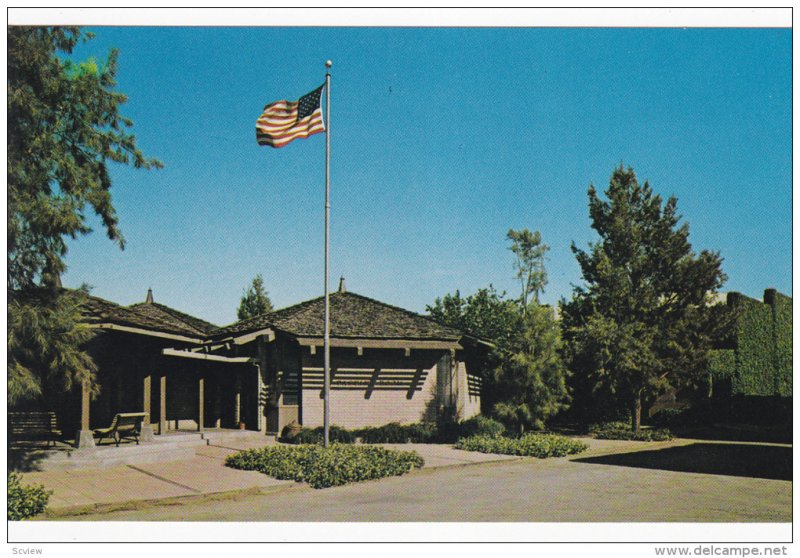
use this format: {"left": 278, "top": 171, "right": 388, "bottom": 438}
{"left": 41, "top": 482, "right": 300, "bottom": 519}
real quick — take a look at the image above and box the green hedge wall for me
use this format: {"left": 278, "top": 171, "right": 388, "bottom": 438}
{"left": 720, "top": 291, "right": 792, "bottom": 397}
{"left": 770, "top": 291, "right": 792, "bottom": 397}
{"left": 708, "top": 349, "right": 735, "bottom": 382}
{"left": 732, "top": 294, "right": 775, "bottom": 396}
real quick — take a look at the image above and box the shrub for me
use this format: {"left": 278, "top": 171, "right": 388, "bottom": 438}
{"left": 587, "top": 420, "right": 630, "bottom": 433}
{"left": 225, "top": 444, "right": 424, "bottom": 489}
{"left": 286, "top": 425, "right": 355, "bottom": 445}
{"left": 357, "top": 422, "right": 437, "bottom": 444}
{"left": 8, "top": 472, "right": 51, "bottom": 520}
{"left": 593, "top": 427, "right": 673, "bottom": 442}
{"left": 454, "top": 434, "right": 588, "bottom": 458}
{"left": 456, "top": 415, "right": 506, "bottom": 439}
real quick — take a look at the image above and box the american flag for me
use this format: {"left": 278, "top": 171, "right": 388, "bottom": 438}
{"left": 256, "top": 84, "right": 325, "bottom": 148}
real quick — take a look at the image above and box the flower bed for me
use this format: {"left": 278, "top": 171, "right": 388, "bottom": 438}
{"left": 454, "top": 434, "right": 588, "bottom": 458}
{"left": 225, "top": 444, "right": 424, "bottom": 489}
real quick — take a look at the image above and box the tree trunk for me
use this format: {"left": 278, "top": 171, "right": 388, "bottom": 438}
{"left": 631, "top": 393, "right": 642, "bottom": 432}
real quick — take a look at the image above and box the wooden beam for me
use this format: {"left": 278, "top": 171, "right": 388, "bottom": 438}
{"left": 162, "top": 348, "right": 254, "bottom": 363}
{"left": 230, "top": 329, "right": 276, "bottom": 346}
{"left": 295, "top": 337, "right": 461, "bottom": 351}
{"left": 89, "top": 323, "right": 204, "bottom": 343}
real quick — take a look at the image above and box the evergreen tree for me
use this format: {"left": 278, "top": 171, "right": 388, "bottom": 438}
{"left": 237, "top": 274, "right": 274, "bottom": 320}
{"left": 561, "top": 165, "right": 728, "bottom": 430}
{"left": 8, "top": 27, "right": 161, "bottom": 404}
{"left": 429, "top": 230, "right": 568, "bottom": 431}
{"left": 507, "top": 228, "right": 549, "bottom": 307}
{"left": 493, "top": 300, "right": 569, "bottom": 433}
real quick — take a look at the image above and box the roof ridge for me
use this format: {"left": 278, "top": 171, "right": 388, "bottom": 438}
{"left": 129, "top": 301, "right": 219, "bottom": 333}
{"left": 334, "top": 291, "right": 462, "bottom": 335}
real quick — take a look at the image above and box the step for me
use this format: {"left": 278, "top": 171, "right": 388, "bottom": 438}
{"left": 32, "top": 438, "right": 206, "bottom": 471}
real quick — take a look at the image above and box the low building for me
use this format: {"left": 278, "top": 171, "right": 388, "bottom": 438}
{"left": 34, "top": 282, "right": 487, "bottom": 446}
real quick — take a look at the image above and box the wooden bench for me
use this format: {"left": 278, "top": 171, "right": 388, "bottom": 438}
{"left": 93, "top": 413, "right": 147, "bottom": 447}
{"left": 8, "top": 411, "right": 62, "bottom": 447}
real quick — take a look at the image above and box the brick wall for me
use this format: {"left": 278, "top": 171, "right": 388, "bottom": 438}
{"left": 299, "top": 347, "right": 442, "bottom": 429}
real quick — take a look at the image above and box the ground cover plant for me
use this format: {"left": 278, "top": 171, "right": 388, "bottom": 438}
{"left": 454, "top": 433, "right": 588, "bottom": 458}
{"left": 8, "top": 472, "right": 51, "bottom": 520}
{"left": 225, "top": 444, "right": 424, "bottom": 489}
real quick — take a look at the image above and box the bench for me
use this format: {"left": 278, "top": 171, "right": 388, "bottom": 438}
{"left": 8, "top": 411, "right": 62, "bottom": 447}
{"left": 93, "top": 412, "right": 147, "bottom": 447}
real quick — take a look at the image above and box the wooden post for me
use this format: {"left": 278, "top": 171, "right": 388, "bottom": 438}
{"left": 198, "top": 375, "right": 205, "bottom": 432}
{"left": 159, "top": 375, "right": 167, "bottom": 435}
{"left": 213, "top": 373, "right": 221, "bottom": 429}
{"left": 81, "top": 381, "right": 91, "bottom": 431}
{"left": 140, "top": 374, "right": 154, "bottom": 442}
{"left": 75, "top": 380, "right": 95, "bottom": 448}
{"left": 234, "top": 374, "right": 241, "bottom": 427}
{"left": 143, "top": 375, "right": 152, "bottom": 423}
{"left": 256, "top": 336, "right": 267, "bottom": 434}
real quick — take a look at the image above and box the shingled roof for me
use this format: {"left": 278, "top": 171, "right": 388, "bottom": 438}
{"left": 128, "top": 301, "right": 218, "bottom": 336}
{"left": 212, "top": 291, "right": 463, "bottom": 341}
{"left": 80, "top": 294, "right": 212, "bottom": 338}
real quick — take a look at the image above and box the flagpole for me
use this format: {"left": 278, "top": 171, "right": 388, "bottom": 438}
{"left": 323, "top": 60, "right": 332, "bottom": 448}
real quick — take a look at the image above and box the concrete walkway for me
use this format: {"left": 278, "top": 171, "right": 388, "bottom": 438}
{"left": 32, "top": 437, "right": 791, "bottom": 523}
{"left": 23, "top": 438, "right": 519, "bottom": 517}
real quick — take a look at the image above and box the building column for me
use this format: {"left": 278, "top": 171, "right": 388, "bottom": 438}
{"left": 257, "top": 336, "right": 268, "bottom": 434}
{"left": 75, "top": 380, "right": 95, "bottom": 449}
{"left": 140, "top": 374, "right": 154, "bottom": 442}
{"left": 234, "top": 374, "right": 242, "bottom": 427}
{"left": 159, "top": 375, "right": 167, "bottom": 435}
{"left": 213, "top": 373, "right": 221, "bottom": 429}
{"left": 198, "top": 375, "right": 205, "bottom": 432}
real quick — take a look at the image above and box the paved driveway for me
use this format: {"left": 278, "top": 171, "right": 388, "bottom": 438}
{"left": 60, "top": 439, "right": 791, "bottom": 522}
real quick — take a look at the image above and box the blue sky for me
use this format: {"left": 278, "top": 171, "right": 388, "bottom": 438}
{"left": 61, "top": 26, "right": 792, "bottom": 327}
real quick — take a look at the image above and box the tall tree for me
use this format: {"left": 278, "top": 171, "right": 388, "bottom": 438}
{"left": 8, "top": 27, "right": 161, "bottom": 403}
{"left": 492, "top": 300, "right": 569, "bottom": 433}
{"left": 561, "top": 165, "right": 728, "bottom": 431}
{"left": 507, "top": 228, "right": 549, "bottom": 307}
{"left": 428, "top": 286, "right": 522, "bottom": 352}
{"left": 428, "top": 234, "right": 568, "bottom": 432}
{"left": 237, "top": 274, "right": 274, "bottom": 320}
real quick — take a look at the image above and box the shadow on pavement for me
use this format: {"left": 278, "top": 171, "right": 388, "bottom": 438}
{"left": 572, "top": 442, "right": 792, "bottom": 481}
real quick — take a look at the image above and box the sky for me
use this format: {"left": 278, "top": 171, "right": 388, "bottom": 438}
{"left": 59, "top": 25, "right": 792, "bottom": 327}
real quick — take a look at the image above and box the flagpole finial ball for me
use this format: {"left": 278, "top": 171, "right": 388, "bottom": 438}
{"left": 325, "top": 60, "right": 332, "bottom": 68}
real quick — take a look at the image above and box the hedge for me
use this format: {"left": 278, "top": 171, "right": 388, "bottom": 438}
{"left": 770, "top": 291, "right": 792, "bottom": 397}
{"left": 708, "top": 349, "right": 735, "bottom": 382}
{"left": 593, "top": 427, "right": 673, "bottom": 442}
{"left": 454, "top": 434, "right": 588, "bottom": 458}
{"left": 282, "top": 416, "right": 507, "bottom": 445}
{"left": 719, "top": 291, "right": 792, "bottom": 398}
{"left": 225, "top": 444, "right": 424, "bottom": 489}
{"left": 285, "top": 425, "right": 355, "bottom": 444}
{"left": 8, "top": 472, "right": 51, "bottom": 520}
{"left": 358, "top": 422, "right": 437, "bottom": 443}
